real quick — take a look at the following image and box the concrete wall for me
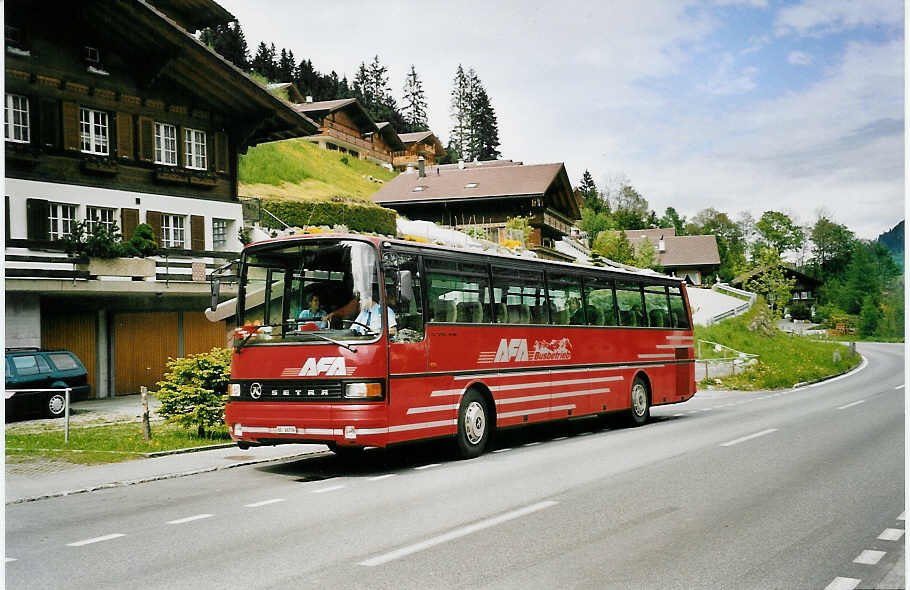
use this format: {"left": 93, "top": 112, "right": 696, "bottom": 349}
{"left": 5, "top": 295, "right": 40, "bottom": 348}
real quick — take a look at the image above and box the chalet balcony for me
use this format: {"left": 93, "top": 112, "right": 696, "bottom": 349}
{"left": 392, "top": 152, "right": 437, "bottom": 168}
{"left": 529, "top": 209, "right": 573, "bottom": 237}
{"left": 316, "top": 123, "right": 392, "bottom": 164}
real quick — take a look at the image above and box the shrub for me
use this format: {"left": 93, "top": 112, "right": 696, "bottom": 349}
{"left": 64, "top": 220, "right": 124, "bottom": 259}
{"left": 155, "top": 348, "right": 232, "bottom": 437}
{"left": 858, "top": 295, "right": 881, "bottom": 337}
{"left": 120, "top": 223, "right": 158, "bottom": 257}
{"left": 789, "top": 301, "right": 811, "bottom": 321}
{"left": 261, "top": 198, "right": 397, "bottom": 235}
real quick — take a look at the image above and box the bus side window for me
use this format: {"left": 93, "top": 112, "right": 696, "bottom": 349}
{"left": 425, "top": 258, "right": 490, "bottom": 325}
{"left": 491, "top": 265, "right": 543, "bottom": 325}
{"left": 583, "top": 276, "right": 617, "bottom": 326}
{"left": 668, "top": 285, "right": 691, "bottom": 329}
{"left": 616, "top": 281, "right": 643, "bottom": 327}
{"left": 644, "top": 286, "right": 671, "bottom": 328}
{"left": 546, "top": 272, "right": 583, "bottom": 326}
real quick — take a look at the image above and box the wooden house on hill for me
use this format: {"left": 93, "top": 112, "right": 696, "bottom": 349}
{"left": 292, "top": 98, "right": 402, "bottom": 168}
{"left": 622, "top": 228, "right": 720, "bottom": 285}
{"left": 4, "top": 0, "right": 318, "bottom": 397}
{"left": 393, "top": 130, "right": 446, "bottom": 170}
{"left": 731, "top": 264, "right": 822, "bottom": 307}
{"left": 372, "top": 160, "right": 580, "bottom": 262}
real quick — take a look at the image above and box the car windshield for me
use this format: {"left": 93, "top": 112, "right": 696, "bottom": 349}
{"left": 239, "top": 239, "right": 384, "bottom": 345}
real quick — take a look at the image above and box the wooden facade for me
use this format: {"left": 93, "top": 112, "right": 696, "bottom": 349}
{"left": 392, "top": 131, "right": 446, "bottom": 170}
{"left": 5, "top": 0, "right": 313, "bottom": 396}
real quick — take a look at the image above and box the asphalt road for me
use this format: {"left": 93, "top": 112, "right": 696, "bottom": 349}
{"left": 6, "top": 342, "right": 904, "bottom": 590}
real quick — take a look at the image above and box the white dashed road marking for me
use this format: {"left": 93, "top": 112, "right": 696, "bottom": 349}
{"left": 720, "top": 429, "right": 778, "bottom": 447}
{"left": 898, "top": 511, "right": 905, "bottom": 520}
{"left": 523, "top": 441, "right": 541, "bottom": 447}
{"left": 853, "top": 550, "right": 886, "bottom": 565}
{"left": 368, "top": 474, "right": 397, "bottom": 481}
{"left": 312, "top": 485, "right": 345, "bottom": 494}
{"left": 492, "top": 448, "right": 512, "bottom": 453}
{"left": 895, "top": 384, "right": 904, "bottom": 390}
{"left": 245, "top": 499, "right": 285, "bottom": 508}
{"left": 67, "top": 533, "right": 126, "bottom": 547}
{"left": 5, "top": 558, "right": 17, "bottom": 563}
{"left": 836, "top": 400, "right": 865, "bottom": 410}
{"left": 167, "top": 514, "right": 213, "bottom": 525}
{"left": 359, "top": 500, "right": 558, "bottom": 567}
{"left": 877, "top": 528, "right": 904, "bottom": 541}
{"left": 824, "top": 577, "right": 861, "bottom": 590}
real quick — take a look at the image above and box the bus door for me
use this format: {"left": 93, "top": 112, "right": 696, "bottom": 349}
{"left": 383, "top": 252, "right": 428, "bottom": 419}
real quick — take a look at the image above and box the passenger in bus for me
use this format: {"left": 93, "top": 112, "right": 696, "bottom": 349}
{"left": 297, "top": 293, "right": 327, "bottom": 327}
{"left": 568, "top": 297, "right": 585, "bottom": 325}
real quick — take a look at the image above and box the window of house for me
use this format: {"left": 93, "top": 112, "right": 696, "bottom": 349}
{"left": 86, "top": 206, "right": 116, "bottom": 234}
{"left": 161, "top": 214, "right": 186, "bottom": 249}
{"left": 212, "top": 218, "right": 228, "bottom": 249}
{"left": 80, "top": 107, "right": 108, "bottom": 155}
{"left": 184, "top": 128, "right": 207, "bottom": 170}
{"left": 154, "top": 122, "right": 177, "bottom": 166}
{"left": 49, "top": 203, "right": 78, "bottom": 240}
{"left": 84, "top": 46, "right": 100, "bottom": 64}
{"left": 5, "top": 93, "right": 29, "bottom": 143}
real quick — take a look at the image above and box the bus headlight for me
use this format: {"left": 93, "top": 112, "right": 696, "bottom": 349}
{"left": 229, "top": 383, "right": 241, "bottom": 397}
{"left": 344, "top": 383, "right": 383, "bottom": 400}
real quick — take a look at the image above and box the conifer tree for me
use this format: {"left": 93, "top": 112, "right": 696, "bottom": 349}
{"left": 470, "top": 84, "right": 500, "bottom": 160}
{"left": 449, "top": 64, "right": 470, "bottom": 159}
{"left": 277, "top": 48, "right": 296, "bottom": 81}
{"left": 200, "top": 22, "right": 249, "bottom": 70}
{"left": 401, "top": 65, "right": 428, "bottom": 131}
{"left": 251, "top": 42, "right": 274, "bottom": 79}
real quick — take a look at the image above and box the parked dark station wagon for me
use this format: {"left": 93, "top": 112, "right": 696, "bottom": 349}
{"left": 5, "top": 349, "right": 91, "bottom": 419}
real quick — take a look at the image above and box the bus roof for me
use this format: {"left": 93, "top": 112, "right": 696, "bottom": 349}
{"left": 243, "top": 233, "right": 682, "bottom": 284}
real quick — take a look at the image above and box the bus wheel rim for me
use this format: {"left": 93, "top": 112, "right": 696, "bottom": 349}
{"left": 632, "top": 383, "right": 647, "bottom": 416}
{"left": 464, "top": 401, "right": 486, "bottom": 445}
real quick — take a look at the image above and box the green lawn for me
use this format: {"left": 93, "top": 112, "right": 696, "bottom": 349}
{"left": 6, "top": 421, "right": 231, "bottom": 466}
{"left": 238, "top": 138, "right": 397, "bottom": 202}
{"left": 695, "top": 302, "right": 860, "bottom": 390}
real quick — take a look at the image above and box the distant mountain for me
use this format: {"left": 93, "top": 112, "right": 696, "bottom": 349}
{"left": 876, "top": 220, "right": 904, "bottom": 267}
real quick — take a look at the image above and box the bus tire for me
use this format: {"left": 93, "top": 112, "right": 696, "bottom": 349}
{"left": 456, "top": 389, "right": 491, "bottom": 459}
{"left": 629, "top": 376, "right": 650, "bottom": 426}
{"left": 328, "top": 443, "right": 364, "bottom": 461}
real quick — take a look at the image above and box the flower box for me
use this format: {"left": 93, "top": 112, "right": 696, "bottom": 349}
{"left": 77, "top": 257, "right": 156, "bottom": 278}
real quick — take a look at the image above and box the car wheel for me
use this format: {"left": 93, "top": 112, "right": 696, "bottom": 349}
{"left": 456, "top": 389, "right": 491, "bottom": 459}
{"left": 46, "top": 392, "right": 67, "bottom": 418}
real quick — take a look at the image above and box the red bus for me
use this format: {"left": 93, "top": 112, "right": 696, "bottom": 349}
{"left": 220, "top": 233, "right": 695, "bottom": 458}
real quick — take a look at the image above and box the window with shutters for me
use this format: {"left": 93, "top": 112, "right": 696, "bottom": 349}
{"left": 49, "top": 203, "right": 78, "bottom": 240}
{"left": 161, "top": 214, "right": 186, "bottom": 248}
{"left": 154, "top": 122, "right": 177, "bottom": 166}
{"left": 86, "top": 206, "right": 116, "bottom": 234}
{"left": 5, "top": 94, "right": 29, "bottom": 143}
{"left": 184, "top": 128, "right": 206, "bottom": 170}
{"left": 80, "top": 107, "right": 108, "bottom": 155}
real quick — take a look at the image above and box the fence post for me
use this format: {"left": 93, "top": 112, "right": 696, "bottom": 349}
{"left": 141, "top": 386, "right": 151, "bottom": 441}
{"left": 64, "top": 388, "right": 71, "bottom": 443}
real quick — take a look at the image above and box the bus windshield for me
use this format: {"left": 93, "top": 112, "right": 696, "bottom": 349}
{"left": 239, "top": 239, "right": 383, "bottom": 344}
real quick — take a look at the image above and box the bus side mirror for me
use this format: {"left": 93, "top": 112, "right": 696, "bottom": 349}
{"left": 210, "top": 278, "right": 221, "bottom": 312}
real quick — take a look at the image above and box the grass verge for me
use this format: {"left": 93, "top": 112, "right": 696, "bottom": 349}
{"left": 695, "top": 301, "right": 860, "bottom": 390}
{"left": 6, "top": 421, "right": 231, "bottom": 466}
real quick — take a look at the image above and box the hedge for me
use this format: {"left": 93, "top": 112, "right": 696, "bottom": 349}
{"left": 261, "top": 198, "right": 397, "bottom": 235}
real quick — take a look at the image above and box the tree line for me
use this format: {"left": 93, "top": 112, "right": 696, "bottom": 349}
{"left": 576, "top": 170, "right": 903, "bottom": 339}
{"left": 199, "top": 22, "right": 499, "bottom": 160}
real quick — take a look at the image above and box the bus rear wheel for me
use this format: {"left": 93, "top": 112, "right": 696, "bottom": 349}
{"left": 629, "top": 376, "right": 651, "bottom": 426}
{"left": 456, "top": 389, "right": 491, "bottom": 459}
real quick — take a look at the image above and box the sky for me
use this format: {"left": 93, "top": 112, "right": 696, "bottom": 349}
{"left": 219, "top": 0, "right": 905, "bottom": 239}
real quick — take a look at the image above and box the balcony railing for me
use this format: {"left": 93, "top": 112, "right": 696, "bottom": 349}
{"left": 319, "top": 125, "right": 392, "bottom": 163}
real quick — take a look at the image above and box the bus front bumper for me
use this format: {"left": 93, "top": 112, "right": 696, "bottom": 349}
{"left": 225, "top": 401, "right": 389, "bottom": 448}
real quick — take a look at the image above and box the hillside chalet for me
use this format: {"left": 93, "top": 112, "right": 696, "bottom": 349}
{"left": 372, "top": 160, "right": 581, "bottom": 262}
{"left": 623, "top": 228, "right": 721, "bottom": 285}
{"left": 393, "top": 130, "right": 446, "bottom": 170}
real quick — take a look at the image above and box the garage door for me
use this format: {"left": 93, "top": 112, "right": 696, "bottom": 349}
{"left": 41, "top": 311, "right": 97, "bottom": 397}
{"left": 114, "top": 312, "right": 178, "bottom": 395}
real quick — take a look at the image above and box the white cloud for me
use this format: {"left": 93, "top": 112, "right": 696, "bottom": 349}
{"left": 698, "top": 53, "right": 758, "bottom": 95}
{"left": 787, "top": 50, "right": 813, "bottom": 65}
{"left": 776, "top": 0, "right": 903, "bottom": 36}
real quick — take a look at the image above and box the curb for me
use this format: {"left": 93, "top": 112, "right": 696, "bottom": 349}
{"left": 144, "top": 443, "right": 236, "bottom": 457}
{"left": 791, "top": 353, "right": 867, "bottom": 391}
{"left": 6, "top": 448, "right": 332, "bottom": 506}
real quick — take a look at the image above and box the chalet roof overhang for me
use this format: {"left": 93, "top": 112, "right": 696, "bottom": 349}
{"left": 77, "top": 0, "right": 318, "bottom": 148}
{"left": 147, "top": 0, "right": 234, "bottom": 32}
{"left": 294, "top": 99, "right": 379, "bottom": 135}
{"left": 545, "top": 164, "right": 580, "bottom": 221}
{"left": 399, "top": 131, "right": 445, "bottom": 155}
{"left": 379, "top": 192, "right": 543, "bottom": 208}
{"left": 375, "top": 123, "right": 405, "bottom": 150}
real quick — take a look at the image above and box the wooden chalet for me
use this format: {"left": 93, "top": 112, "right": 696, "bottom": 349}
{"left": 622, "top": 228, "right": 720, "bottom": 285}
{"left": 731, "top": 264, "right": 822, "bottom": 307}
{"left": 4, "top": 0, "right": 318, "bottom": 397}
{"left": 292, "top": 98, "right": 402, "bottom": 168}
{"left": 372, "top": 160, "right": 580, "bottom": 262}
{"left": 393, "top": 130, "right": 446, "bottom": 170}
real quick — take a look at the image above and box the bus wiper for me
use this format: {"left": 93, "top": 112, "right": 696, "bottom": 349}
{"left": 236, "top": 324, "right": 285, "bottom": 350}
{"left": 302, "top": 332, "right": 357, "bottom": 353}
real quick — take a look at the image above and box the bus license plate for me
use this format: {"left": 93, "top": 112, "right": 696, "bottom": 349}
{"left": 276, "top": 426, "right": 297, "bottom": 434}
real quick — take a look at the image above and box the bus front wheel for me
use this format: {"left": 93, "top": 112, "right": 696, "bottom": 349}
{"left": 629, "top": 376, "right": 651, "bottom": 426}
{"left": 456, "top": 389, "right": 491, "bottom": 459}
